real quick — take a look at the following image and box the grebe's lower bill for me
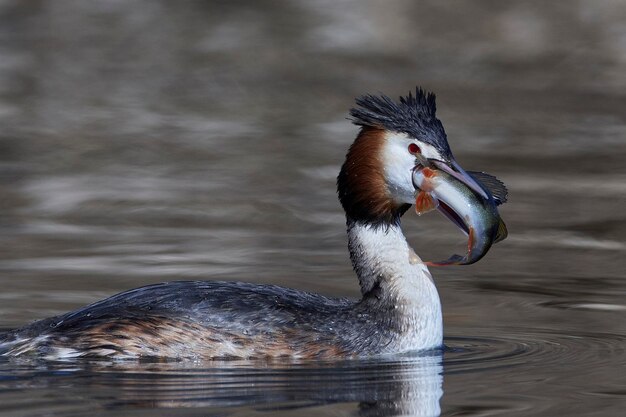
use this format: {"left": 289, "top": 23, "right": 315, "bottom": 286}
{"left": 0, "top": 88, "right": 507, "bottom": 361}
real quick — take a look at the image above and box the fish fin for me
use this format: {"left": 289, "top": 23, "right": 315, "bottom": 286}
{"left": 415, "top": 191, "right": 439, "bottom": 216}
{"left": 426, "top": 254, "right": 466, "bottom": 267}
{"left": 467, "top": 227, "right": 475, "bottom": 256}
{"left": 494, "top": 219, "right": 508, "bottom": 243}
{"left": 468, "top": 171, "right": 508, "bottom": 205}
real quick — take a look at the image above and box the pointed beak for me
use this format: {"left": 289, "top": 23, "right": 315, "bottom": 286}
{"left": 431, "top": 159, "right": 489, "bottom": 200}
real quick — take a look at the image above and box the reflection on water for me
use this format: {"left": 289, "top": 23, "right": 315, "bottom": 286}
{"left": 1, "top": 353, "right": 443, "bottom": 417}
{"left": 1, "top": 0, "right": 626, "bottom": 416}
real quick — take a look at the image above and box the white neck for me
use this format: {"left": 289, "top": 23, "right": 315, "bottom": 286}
{"left": 348, "top": 221, "right": 443, "bottom": 352}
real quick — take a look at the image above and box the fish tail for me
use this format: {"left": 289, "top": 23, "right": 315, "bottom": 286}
{"left": 495, "top": 219, "right": 508, "bottom": 243}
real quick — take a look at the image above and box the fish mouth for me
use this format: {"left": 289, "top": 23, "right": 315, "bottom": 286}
{"left": 437, "top": 200, "right": 470, "bottom": 237}
{"left": 427, "top": 201, "right": 480, "bottom": 267}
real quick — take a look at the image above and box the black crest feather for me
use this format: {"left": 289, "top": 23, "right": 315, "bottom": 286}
{"left": 350, "top": 87, "right": 452, "bottom": 158}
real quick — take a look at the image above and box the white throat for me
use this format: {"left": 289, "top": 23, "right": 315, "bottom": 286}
{"left": 348, "top": 222, "right": 443, "bottom": 352}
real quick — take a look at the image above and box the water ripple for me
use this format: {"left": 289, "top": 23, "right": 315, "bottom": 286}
{"left": 444, "top": 328, "right": 626, "bottom": 374}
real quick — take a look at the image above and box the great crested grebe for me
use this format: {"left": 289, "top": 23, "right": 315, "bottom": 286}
{"left": 1, "top": 88, "right": 503, "bottom": 360}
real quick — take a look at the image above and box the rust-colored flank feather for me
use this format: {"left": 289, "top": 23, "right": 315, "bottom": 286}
{"left": 73, "top": 318, "right": 349, "bottom": 359}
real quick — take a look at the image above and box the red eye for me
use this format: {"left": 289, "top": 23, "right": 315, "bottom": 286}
{"left": 408, "top": 143, "right": 421, "bottom": 155}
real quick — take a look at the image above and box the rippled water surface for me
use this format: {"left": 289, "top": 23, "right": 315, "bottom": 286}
{"left": 1, "top": 1, "right": 626, "bottom": 416}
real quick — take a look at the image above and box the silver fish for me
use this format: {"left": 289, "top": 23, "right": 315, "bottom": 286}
{"left": 412, "top": 165, "right": 508, "bottom": 266}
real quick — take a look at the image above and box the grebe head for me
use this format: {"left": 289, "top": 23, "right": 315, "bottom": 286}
{"left": 337, "top": 87, "right": 487, "bottom": 227}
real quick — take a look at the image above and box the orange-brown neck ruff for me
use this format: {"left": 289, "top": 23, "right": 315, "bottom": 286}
{"left": 337, "top": 127, "right": 410, "bottom": 226}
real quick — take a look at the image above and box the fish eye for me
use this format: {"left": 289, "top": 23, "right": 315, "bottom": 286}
{"left": 408, "top": 143, "right": 421, "bottom": 155}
